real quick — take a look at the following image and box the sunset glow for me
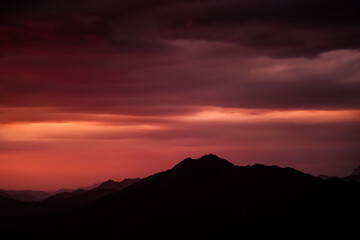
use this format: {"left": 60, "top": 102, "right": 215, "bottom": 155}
{"left": 1, "top": 0, "right": 360, "bottom": 190}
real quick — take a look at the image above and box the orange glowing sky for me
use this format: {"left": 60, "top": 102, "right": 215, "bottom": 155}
{"left": 1, "top": 1, "right": 360, "bottom": 190}
{"left": 1, "top": 107, "right": 359, "bottom": 190}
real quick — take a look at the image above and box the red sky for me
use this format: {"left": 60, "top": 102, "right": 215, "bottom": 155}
{"left": 1, "top": 0, "right": 360, "bottom": 191}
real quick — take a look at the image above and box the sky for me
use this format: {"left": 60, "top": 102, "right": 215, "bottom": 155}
{"left": 1, "top": 0, "right": 360, "bottom": 191}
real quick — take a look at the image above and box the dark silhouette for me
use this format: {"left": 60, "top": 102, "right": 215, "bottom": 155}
{"left": 0, "top": 195, "right": 31, "bottom": 228}
{"left": 0, "top": 189, "right": 53, "bottom": 202}
{"left": 51, "top": 182, "right": 102, "bottom": 195}
{"left": 317, "top": 174, "right": 335, "bottom": 180}
{"left": 0, "top": 182, "right": 102, "bottom": 202}
{"left": 319, "top": 165, "right": 360, "bottom": 183}
{"left": 95, "top": 178, "right": 141, "bottom": 190}
{"left": 342, "top": 165, "right": 360, "bottom": 183}
{"left": 37, "top": 178, "right": 140, "bottom": 213}
{"left": 2, "top": 154, "right": 360, "bottom": 239}
{"left": 351, "top": 165, "right": 360, "bottom": 176}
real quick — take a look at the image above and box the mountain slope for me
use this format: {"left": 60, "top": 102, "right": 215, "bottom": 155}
{"left": 3, "top": 154, "right": 360, "bottom": 239}
{"left": 0, "top": 190, "right": 53, "bottom": 202}
{"left": 95, "top": 178, "right": 141, "bottom": 190}
{"left": 352, "top": 165, "right": 360, "bottom": 176}
{"left": 344, "top": 165, "right": 360, "bottom": 182}
{"left": 37, "top": 178, "right": 140, "bottom": 212}
{"left": 319, "top": 165, "right": 360, "bottom": 182}
{"left": 0, "top": 182, "right": 102, "bottom": 202}
{"left": 0, "top": 195, "right": 32, "bottom": 228}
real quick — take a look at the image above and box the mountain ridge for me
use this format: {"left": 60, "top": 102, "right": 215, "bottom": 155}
{"left": 2, "top": 154, "right": 360, "bottom": 239}
{"left": 351, "top": 165, "right": 360, "bottom": 176}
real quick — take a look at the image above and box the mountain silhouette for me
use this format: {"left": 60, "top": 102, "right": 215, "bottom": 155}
{"left": 51, "top": 182, "right": 102, "bottom": 195}
{"left": 0, "top": 182, "right": 102, "bottom": 202}
{"left": 0, "top": 189, "right": 53, "bottom": 202}
{"left": 2, "top": 154, "right": 360, "bottom": 239}
{"left": 319, "top": 165, "right": 360, "bottom": 183}
{"left": 351, "top": 165, "right": 360, "bottom": 176}
{"left": 343, "top": 166, "right": 360, "bottom": 182}
{"left": 0, "top": 195, "right": 31, "bottom": 228}
{"left": 37, "top": 178, "right": 140, "bottom": 213}
{"left": 96, "top": 178, "right": 141, "bottom": 190}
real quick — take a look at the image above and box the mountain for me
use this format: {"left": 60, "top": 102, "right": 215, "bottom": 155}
{"left": 51, "top": 182, "right": 102, "bottom": 195}
{"left": 342, "top": 166, "right": 360, "bottom": 183}
{"left": 0, "top": 195, "right": 29, "bottom": 212}
{"left": 342, "top": 165, "right": 360, "bottom": 182}
{"left": 0, "top": 182, "right": 102, "bottom": 202}
{"left": 0, "top": 195, "right": 31, "bottom": 228}
{"left": 0, "top": 190, "right": 13, "bottom": 199}
{"left": 2, "top": 154, "right": 360, "bottom": 239}
{"left": 96, "top": 178, "right": 141, "bottom": 190}
{"left": 37, "top": 178, "right": 140, "bottom": 212}
{"left": 351, "top": 165, "right": 360, "bottom": 176}
{"left": 343, "top": 175, "right": 360, "bottom": 183}
{"left": 43, "top": 178, "right": 140, "bottom": 201}
{"left": 317, "top": 174, "right": 336, "bottom": 180}
{"left": 318, "top": 165, "right": 360, "bottom": 183}
{"left": 0, "top": 190, "right": 53, "bottom": 202}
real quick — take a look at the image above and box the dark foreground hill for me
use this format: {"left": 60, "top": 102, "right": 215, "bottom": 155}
{"left": 2, "top": 154, "right": 360, "bottom": 239}
{"left": 0, "top": 195, "right": 32, "bottom": 228}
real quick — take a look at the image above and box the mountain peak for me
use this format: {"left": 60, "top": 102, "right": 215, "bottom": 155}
{"left": 104, "top": 179, "right": 115, "bottom": 183}
{"left": 97, "top": 178, "right": 141, "bottom": 190}
{"left": 197, "top": 154, "right": 233, "bottom": 166}
{"left": 173, "top": 154, "right": 233, "bottom": 171}
{"left": 97, "top": 179, "right": 118, "bottom": 189}
{"left": 198, "top": 153, "right": 221, "bottom": 160}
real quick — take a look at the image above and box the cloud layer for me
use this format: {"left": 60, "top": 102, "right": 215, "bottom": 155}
{"left": 1, "top": 0, "right": 359, "bottom": 190}
{"left": 2, "top": 0, "right": 360, "bottom": 56}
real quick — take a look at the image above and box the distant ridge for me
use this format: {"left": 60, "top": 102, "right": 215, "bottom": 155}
{"left": 52, "top": 182, "right": 102, "bottom": 195}
{"left": 0, "top": 190, "right": 52, "bottom": 202}
{"left": 343, "top": 165, "right": 360, "bottom": 182}
{"left": 0, "top": 182, "right": 102, "bottom": 202}
{"left": 2, "top": 154, "right": 360, "bottom": 239}
{"left": 352, "top": 165, "right": 360, "bottom": 176}
{"left": 37, "top": 178, "right": 141, "bottom": 212}
{"left": 318, "top": 165, "right": 360, "bottom": 183}
{"left": 96, "top": 178, "right": 141, "bottom": 190}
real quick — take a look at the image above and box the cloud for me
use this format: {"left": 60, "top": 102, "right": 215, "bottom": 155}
{"left": 1, "top": 1, "right": 360, "bottom": 189}
{"left": 1, "top": 47, "right": 360, "bottom": 114}
{"left": 0, "top": 140, "right": 52, "bottom": 152}
{"left": 1, "top": 0, "right": 359, "bottom": 57}
{"left": 1, "top": 115, "right": 359, "bottom": 178}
